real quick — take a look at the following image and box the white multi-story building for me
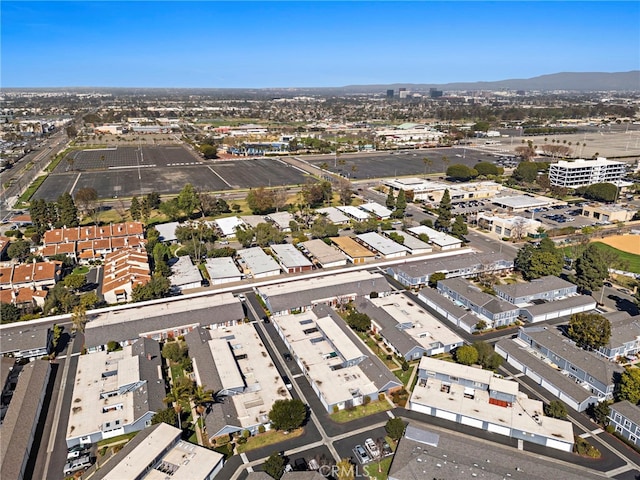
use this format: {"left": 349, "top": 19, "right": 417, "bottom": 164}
{"left": 548, "top": 158, "right": 626, "bottom": 188}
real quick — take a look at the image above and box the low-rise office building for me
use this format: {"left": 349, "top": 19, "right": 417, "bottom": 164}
{"left": 581, "top": 204, "right": 636, "bottom": 223}
{"left": 88, "top": 423, "right": 225, "bottom": 480}
{"left": 476, "top": 212, "right": 542, "bottom": 239}
{"left": 270, "top": 243, "right": 314, "bottom": 273}
{"left": 66, "top": 338, "right": 165, "bottom": 447}
{"left": 549, "top": 158, "right": 626, "bottom": 188}
{"left": 409, "top": 357, "right": 574, "bottom": 452}
{"left": 272, "top": 305, "right": 402, "bottom": 412}
{"left": 490, "top": 195, "right": 553, "bottom": 212}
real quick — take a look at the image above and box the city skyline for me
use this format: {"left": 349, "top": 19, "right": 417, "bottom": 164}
{"left": 2, "top": 1, "right": 639, "bottom": 89}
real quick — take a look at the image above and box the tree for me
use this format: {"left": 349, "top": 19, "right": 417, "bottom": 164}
{"left": 512, "top": 161, "right": 539, "bottom": 183}
{"left": 0, "top": 303, "right": 21, "bottom": 324}
{"left": 177, "top": 183, "right": 199, "bottom": 217}
{"left": 80, "top": 292, "right": 100, "bottom": 309}
{"left": 151, "top": 407, "right": 178, "bottom": 427}
{"left": 574, "top": 244, "right": 609, "bottom": 292}
{"left": 435, "top": 189, "right": 452, "bottom": 231}
{"left": 515, "top": 242, "right": 563, "bottom": 280}
{"left": 428, "top": 271, "right": 446, "bottom": 288}
{"left": 450, "top": 215, "right": 468, "bottom": 240}
{"left": 423, "top": 156, "right": 433, "bottom": 178}
{"left": 255, "top": 222, "right": 285, "bottom": 247}
{"left": 162, "top": 341, "right": 188, "bottom": 363}
{"left": 618, "top": 368, "right": 640, "bottom": 404}
{"left": 56, "top": 192, "right": 79, "bottom": 227}
{"left": 577, "top": 183, "right": 618, "bottom": 203}
{"left": 395, "top": 189, "right": 407, "bottom": 212}
{"left": 446, "top": 164, "right": 478, "bottom": 181}
{"left": 587, "top": 401, "right": 611, "bottom": 426}
{"left": 64, "top": 274, "right": 86, "bottom": 292}
{"left": 106, "top": 340, "right": 121, "bottom": 352}
{"left": 345, "top": 310, "right": 371, "bottom": 332}
{"left": 51, "top": 324, "right": 63, "bottom": 352}
{"left": 191, "top": 384, "right": 215, "bottom": 415}
{"left": 268, "top": 398, "right": 306, "bottom": 431}
{"left": 75, "top": 187, "right": 99, "bottom": 219}
{"left": 131, "top": 274, "right": 170, "bottom": 302}
{"left": 264, "top": 452, "right": 286, "bottom": 480}
{"left": 199, "top": 144, "right": 218, "bottom": 159}
{"left": 475, "top": 162, "right": 501, "bottom": 177}
{"left": 385, "top": 417, "right": 406, "bottom": 441}
{"left": 385, "top": 188, "right": 396, "bottom": 209}
{"left": 163, "top": 377, "right": 193, "bottom": 430}
{"left": 246, "top": 187, "right": 275, "bottom": 215}
{"left": 544, "top": 400, "right": 568, "bottom": 419}
{"left": 473, "top": 341, "right": 502, "bottom": 370}
{"left": 7, "top": 239, "right": 31, "bottom": 262}
{"left": 336, "top": 179, "right": 353, "bottom": 206}
{"left": 311, "top": 215, "right": 339, "bottom": 239}
{"left": 301, "top": 180, "right": 332, "bottom": 208}
{"left": 454, "top": 345, "right": 479, "bottom": 366}
{"left": 567, "top": 313, "right": 611, "bottom": 350}
{"left": 335, "top": 458, "right": 355, "bottom": 480}
{"left": 130, "top": 196, "right": 141, "bottom": 221}
{"left": 71, "top": 304, "right": 87, "bottom": 334}
{"left": 235, "top": 225, "right": 255, "bottom": 248}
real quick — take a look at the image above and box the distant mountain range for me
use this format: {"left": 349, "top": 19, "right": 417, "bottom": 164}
{"left": 344, "top": 71, "right": 640, "bottom": 93}
{"left": 3, "top": 71, "right": 638, "bottom": 94}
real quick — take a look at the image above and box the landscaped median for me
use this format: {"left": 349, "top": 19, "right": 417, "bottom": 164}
{"left": 235, "top": 427, "right": 304, "bottom": 453}
{"left": 329, "top": 399, "right": 391, "bottom": 423}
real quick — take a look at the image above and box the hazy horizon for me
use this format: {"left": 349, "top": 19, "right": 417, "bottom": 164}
{"left": 2, "top": 1, "right": 639, "bottom": 89}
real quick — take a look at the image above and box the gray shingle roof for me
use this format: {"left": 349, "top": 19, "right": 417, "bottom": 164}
{"left": 355, "top": 299, "right": 419, "bottom": 356}
{"left": 439, "top": 277, "right": 518, "bottom": 315}
{"left": 417, "top": 287, "right": 478, "bottom": 330}
{"left": 606, "top": 311, "right": 640, "bottom": 349}
{"left": 131, "top": 337, "right": 165, "bottom": 413}
{"left": 519, "top": 295, "right": 595, "bottom": 316}
{"left": 1, "top": 360, "right": 50, "bottom": 480}
{"left": 392, "top": 252, "right": 513, "bottom": 280}
{"left": 610, "top": 400, "right": 640, "bottom": 424}
{"left": 495, "top": 276, "right": 575, "bottom": 298}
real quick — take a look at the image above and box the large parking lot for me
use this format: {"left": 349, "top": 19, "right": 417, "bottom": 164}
{"left": 34, "top": 147, "right": 310, "bottom": 201}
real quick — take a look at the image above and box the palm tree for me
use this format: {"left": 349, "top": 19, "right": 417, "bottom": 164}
{"left": 423, "top": 157, "right": 432, "bottom": 178}
{"left": 442, "top": 155, "right": 450, "bottom": 175}
{"left": 71, "top": 304, "right": 87, "bottom": 334}
{"left": 163, "top": 377, "right": 192, "bottom": 429}
{"left": 191, "top": 384, "right": 215, "bottom": 416}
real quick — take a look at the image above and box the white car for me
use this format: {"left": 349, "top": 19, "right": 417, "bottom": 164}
{"left": 364, "top": 437, "right": 380, "bottom": 458}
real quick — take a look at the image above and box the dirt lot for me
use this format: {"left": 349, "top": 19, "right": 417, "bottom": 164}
{"left": 597, "top": 234, "right": 640, "bottom": 255}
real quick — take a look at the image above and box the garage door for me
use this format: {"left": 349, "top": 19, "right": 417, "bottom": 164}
{"left": 487, "top": 423, "right": 510, "bottom": 436}
{"left": 540, "top": 378, "right": 561, "bottom": 396}
{"left": 546, "top": 438, "right": 572, "bottom": 452}
{"left": 526, "top": 369, "right": 542, "bottom": 383}
{"left": 435, "top": 409, "right": 457, "bottom": 422}
{"left": 461, "top": 416, "right": 483, "bottom": 429}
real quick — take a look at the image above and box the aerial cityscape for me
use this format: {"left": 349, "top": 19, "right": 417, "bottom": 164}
{"left": 1, "top": 1, "right": 640, "bottom": 480}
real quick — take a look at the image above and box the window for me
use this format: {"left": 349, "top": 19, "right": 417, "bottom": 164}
{"left": 299, "top": 319, "right": 313, "bottom": 325}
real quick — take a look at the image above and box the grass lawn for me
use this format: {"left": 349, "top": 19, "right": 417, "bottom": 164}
{"left": 393, "top": 365, "right": 414, "bottom": 386}
{"left": 592, "top": 242, "right": 640, "bottom": 274}
{"left": 330, "top": 400, "right": 391, "bottom": 423}
{"left": 365, "top": 456, "right": 393, "bottom": 480}
{"left": 97, "top": 431, "right": 138, "bottom": 447}
{"left": 170, "top": 364, "right": 184, "bottom": 381}
{"left": 72, "top": 265, "right": 90, "bottom": 275}
{"left": 357, "top": 332, "right": 398, "bottom": 369}
{"left": 236, "top": 427, "right": 304, "bottom": 453}
{"left": 15, "top": 174, "right": 48, "bottom": 207}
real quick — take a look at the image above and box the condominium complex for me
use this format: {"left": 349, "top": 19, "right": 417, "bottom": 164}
{"left": 548, "top": 158, "right": 626, "bottom": 188}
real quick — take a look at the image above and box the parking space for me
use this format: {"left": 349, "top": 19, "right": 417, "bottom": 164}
{"left": 210, "top": 158, "right": 308, "bottom": 189}
{"left": 333, "top": 426, "right": 389, "bottom": 466}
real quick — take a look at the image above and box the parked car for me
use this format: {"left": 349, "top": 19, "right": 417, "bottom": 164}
{"left": 364, "top": 437, "right": 380, "bottom": 458}
{"left": 63, "top": 455, "right": 92, "bottom": 476}
{"left": 354, "top": 444, "right": 371, "bottom": 464}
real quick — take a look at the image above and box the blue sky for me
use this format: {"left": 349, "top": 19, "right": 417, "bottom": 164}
{"left": 2, "top": 1, "right": 639, "bottom": 88}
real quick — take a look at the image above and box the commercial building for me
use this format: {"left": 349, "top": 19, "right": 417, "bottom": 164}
{"left": 258, "top": 270, "right": 392, "bottom": 316}
{"left": 609, "top": 401, "right": 640, "bottom": 447}
{"left": 361, "top": 293, "right": 463, "bottom": 360}
{"left": 66, "top": 338, "right": 165, "bottom": 447}
{"left": 389, "top": 251, "right": 513, "bottom": 289}
{"left": 581, "top": 204, "right": 636, "bottom": 223}
{"left": 409, "top": 357, "right": 575, "bottom": 452}
{"left": 270, "top": 243, "right": 314, "bottom": 273}
{"left": 0, "top": 360, "right": 51, "bottom": 480}
{"left": 299, "top": 239, "right": 347, "bottom": 268}
{"left": 272, "top": 305, "right": 402, "bottom": 412}
{"left": 383, "top": 178, "right": 502, "bottom": 203}
{"left": 549, "top": 158, "right": 626, "bottom": 188}
{"left": 490, "top": 195, "right": 553, "bottom": 212}
{"left": 476, "top": 212, "right": 542, "bottom": 239}
{"left": 330, "top": 236, "right": 376, "bottom": 264}
{"left": 205, "top": 257, "right": 243, "bottom": 285}
{"left": 236, "top": 247, "right": 281, "bottom": 278}
{"left": 89, "top": 423, "right": 224, "bottom": 480}
{"left": 186, "top": 324, "right": 291, "bottom": 439}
